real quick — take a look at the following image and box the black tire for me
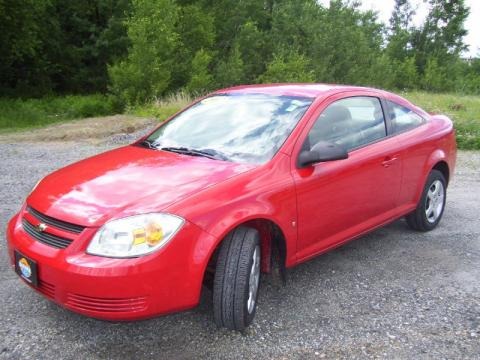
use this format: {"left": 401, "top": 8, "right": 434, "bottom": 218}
{"left": 406, "top": 169, "right": 447, "bottom": 232}
{"left": 213, "top": 226, "right": 261, "bottom": 331}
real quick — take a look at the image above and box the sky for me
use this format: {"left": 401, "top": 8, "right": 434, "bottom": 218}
{"left": 318, "top": 0, "right": 480, "bottom": 57}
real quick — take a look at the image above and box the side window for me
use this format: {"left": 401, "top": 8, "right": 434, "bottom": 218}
{"left": 306, "top": 96, "right": 386, "bottom": 151}
{"left": 388, "top": 101, "right": 425, "bottom": 133}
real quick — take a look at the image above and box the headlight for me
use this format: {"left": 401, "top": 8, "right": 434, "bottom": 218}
{"left": 86, "top": 213, "right": 184, "bottom": 258}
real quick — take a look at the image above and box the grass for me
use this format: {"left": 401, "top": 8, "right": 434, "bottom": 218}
{"left": 0, "top": 94, "right": 118, "bottom": 131}
{"left": 0, "top": 91, "right": 478, "bottom": 149}
{"left": 402, "top": 91, "right": 480, "bottom": 150}
{"left": 129, "top": 92, "right": 192, "bottom": 121}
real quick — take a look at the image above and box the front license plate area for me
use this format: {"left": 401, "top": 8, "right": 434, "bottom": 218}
{"left": 14, "top": 250, "right": 38, "bottom": 287}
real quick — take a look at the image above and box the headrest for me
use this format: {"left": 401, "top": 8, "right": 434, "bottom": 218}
{"left": 322, "top": 105, "right": 352, "bottom": 123}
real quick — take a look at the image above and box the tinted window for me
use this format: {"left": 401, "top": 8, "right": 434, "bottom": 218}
{"left": 388, "top": 101, "right": 425, "bottom": 133}
{"left": 306, "top": 97, "right": 386, "bottom": 151}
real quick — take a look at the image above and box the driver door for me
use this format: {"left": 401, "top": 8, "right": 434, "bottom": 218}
{"left": 292, "top": 94, "right": 402, "bottom": 262}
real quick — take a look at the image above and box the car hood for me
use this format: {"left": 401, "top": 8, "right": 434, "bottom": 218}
{"left": 27, "top": 145, "right": 255, "bottom": 227}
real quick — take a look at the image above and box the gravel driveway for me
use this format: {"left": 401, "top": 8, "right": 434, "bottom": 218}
{"left": 0, "top": 139, "right": 479, "bottom": 360}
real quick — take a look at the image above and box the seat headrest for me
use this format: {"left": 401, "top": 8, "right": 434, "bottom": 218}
{"left": 322, "top": 105, "right": 352, "bottom": 123}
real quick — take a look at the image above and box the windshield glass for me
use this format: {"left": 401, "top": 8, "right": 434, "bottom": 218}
{"left": 145, "top": 94, "right": 313, "bottom": 164}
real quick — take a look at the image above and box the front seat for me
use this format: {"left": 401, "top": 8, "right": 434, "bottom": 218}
{"left": 308, "top": 105, "right": 352, "bottom": 149}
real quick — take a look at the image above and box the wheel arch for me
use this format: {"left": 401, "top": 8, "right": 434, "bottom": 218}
{"left": 201, "top": 216, "right": 290, "bottom": 289}
{"left": 432, "top": 160, "right": 450, "bottom": 186}
{"left": 414, "top": 149, "right": 450, "bottom": 204}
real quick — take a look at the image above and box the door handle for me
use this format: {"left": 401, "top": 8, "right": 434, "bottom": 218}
{"left": 382, "top": 156, "right": 398, "bottom": 168}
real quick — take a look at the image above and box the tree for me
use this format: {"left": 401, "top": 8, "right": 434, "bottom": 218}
{"left": 233, "top": 21, "right": 271, "bottom": 83}
{"left": 257, "top": 51, "right": 314, "bottom": 83}
{"left": 395, "top": 56, "right": 419, "bottom": 89}
{"left": 53, "top": 0, "right": 132, "bottom": 93}
{"left": 387, "top": 0, "right": 415, "bottom": 61}
{"left": 108, "top": 0, "right": 179, "bottom": 104}
{"left": 201, "top": 0, "right": 271, "bottom": 52}
{"left": 368, "top": 55, "right": 397, "bottom": 89}
{"left": 214, "top": 45, "right": 245, "bottom": 88}
{"left": 269, "top": 0, "right": 320, "bottom": 59}
{"left": 0, "top": 0, "right": 131, "bottom": 96}
{"left": 309, "top": 1, "right": 384, "bottom": 84}
{"left": 423, "top": 58, "right": 449, "bottom": 91}
{"left": 412, "top": 0, "right": 470, "bottom": 73}
{"left": 185, "top": 49, "right": 214, "bottom": 94}
{"left": 1, "top": 0, "right": 479, "bottom": 98}
{"left": 170, "top": 4, "right": 215, "bottom": 90}
{"left": 0, "top": 0, "right": 58, "bottom": 96}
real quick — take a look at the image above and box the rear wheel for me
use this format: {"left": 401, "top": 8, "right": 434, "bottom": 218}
{"left": 406, "top": 169, "right": 447, "bottom": 231}
{"left": 213, "top": 226, "right": 260, "bottom": 331}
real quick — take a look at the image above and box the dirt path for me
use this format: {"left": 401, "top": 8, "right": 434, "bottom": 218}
{"left": 0, "top": 115, "right": 156, "bottom": 144}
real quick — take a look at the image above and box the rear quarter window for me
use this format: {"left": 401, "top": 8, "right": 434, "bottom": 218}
{"left": 387, "top": 100, "right": 425, "bottom": 134}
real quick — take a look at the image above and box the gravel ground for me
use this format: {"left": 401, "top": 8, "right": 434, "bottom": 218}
{"left": 0, "top": 138, "right": 479, "bottom": 360}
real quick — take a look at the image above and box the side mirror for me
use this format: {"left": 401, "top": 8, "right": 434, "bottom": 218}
{"left": 298, "top": 141, "right": 348, "bottom": 168}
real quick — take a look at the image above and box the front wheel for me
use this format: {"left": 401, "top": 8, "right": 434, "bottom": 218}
{"left": 406, "top": 169, "right": 447, "bottom": 231}
{"left": 213, "top": 226, "right": 261, "bottom": 331}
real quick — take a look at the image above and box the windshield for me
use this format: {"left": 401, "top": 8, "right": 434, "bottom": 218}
{"left": 144, "top": 94, "right": 313, "bottom": 164}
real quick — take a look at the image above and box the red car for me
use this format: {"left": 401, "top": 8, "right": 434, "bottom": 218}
{"left": 7, "top": 84, "right": 456, "bottom": 330}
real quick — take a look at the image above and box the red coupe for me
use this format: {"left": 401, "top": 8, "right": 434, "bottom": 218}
{"left": 7, "top": 84, "right": 456, "bottom": 330}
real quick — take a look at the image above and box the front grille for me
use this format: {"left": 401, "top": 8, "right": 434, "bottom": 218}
{"left": 66, "top": 293, "right": 148, "bottom": 313}
{"left": 22, "top": 219, "right": 73, "bottom": 249}
{"left": 27, "top": 206, "right": 85, "bottom": 234}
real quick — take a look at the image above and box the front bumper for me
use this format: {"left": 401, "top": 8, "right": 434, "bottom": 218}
{"left": 6, "top": 210, "right": 216, "bottom": 321}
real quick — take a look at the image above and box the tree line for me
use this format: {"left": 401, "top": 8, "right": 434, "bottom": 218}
{"left": 1, "top": 0, "right": 479, "bottom": 104}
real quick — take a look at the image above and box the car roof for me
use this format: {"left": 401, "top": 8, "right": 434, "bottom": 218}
{"left": 214, "top": 83, "right": 425, "bottom": 116}
{"left": 215, "top": 83, "right": 381, "bottom": 99}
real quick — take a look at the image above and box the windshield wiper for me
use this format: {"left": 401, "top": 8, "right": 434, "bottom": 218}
{"left": 160, "top": 146, "right": 229, "bottom": 161}
{"left": 138, "top": 139, "right": 159, "bottom": 149}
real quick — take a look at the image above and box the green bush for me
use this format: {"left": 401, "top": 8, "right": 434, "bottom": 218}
{"left": 257, "top": 51, "right": 315, "bottom": 83}
{"left": 395, "top": 57, "right": 419, "bottom": 90}
{"left": 0, "top": 95, "right": 118, "bottom": 130}
{"left": 422, "top": 58, "right": 450, "bottom": 92}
